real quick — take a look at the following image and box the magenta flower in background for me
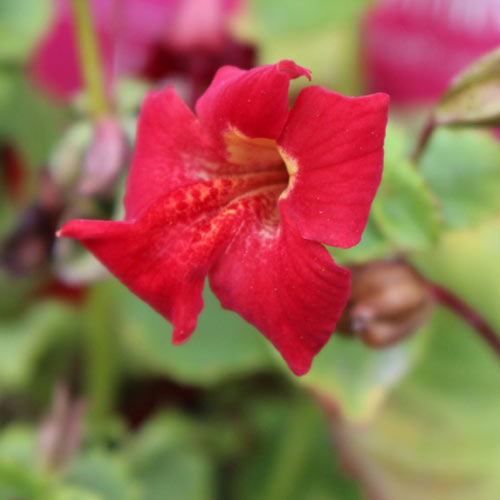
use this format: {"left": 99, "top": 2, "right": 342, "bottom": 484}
{"left": 58, "top": 61, "right": 389, "bottom": 375}
{"left": 32, "top": 0, "right": 253, "bottom": 104}
{"left": 363, "top": 0, "right": 500, "bottom": 104}
{"left": 141, "top": 0, "right": 255, "bottom": 105}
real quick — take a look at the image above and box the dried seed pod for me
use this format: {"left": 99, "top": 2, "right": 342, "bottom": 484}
{"left": 338, "top": 260, "right": 433, "bottom": 347}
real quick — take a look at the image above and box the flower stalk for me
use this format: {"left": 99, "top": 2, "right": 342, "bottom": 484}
{"left": 411, "top": 115, "right": 436, "bottom": 163}
{"left": 71, "top": 0, "right": 109, "bottom": 118}
{"left": 84, "top": 281, "right": 119, "bottom": 428}
{"left": 428, "top": 281, "right": 500, "bottom": 360}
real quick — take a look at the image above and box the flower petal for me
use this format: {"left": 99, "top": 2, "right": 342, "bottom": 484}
{"left": 278, "top": 86, "right": 389, "bottom": 248}
{"left": 58, "top": 216, "right": 205, "bottom": 343}
{"left": 195, "top": 60, "right": 311, "bottom": 151}
{"left": 209, "top": 209, "right": 351, "bottom": 376}
{"left": 59, "top": 174, "right": 287, "bottom": 343}
{"left": 124, "top": 87, "right": 219, "bottom": 220}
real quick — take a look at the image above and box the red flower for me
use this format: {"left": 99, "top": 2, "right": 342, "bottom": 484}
{"left": 363, "top": 0, "right": 500, "bottom": 104}
{"left": 57, "top": 61, "right": 389, "bottom": 375}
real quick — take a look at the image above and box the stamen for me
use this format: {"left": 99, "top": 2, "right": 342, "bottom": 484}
{"left": 277, "top": 147, "right": 298, "bottom": 200}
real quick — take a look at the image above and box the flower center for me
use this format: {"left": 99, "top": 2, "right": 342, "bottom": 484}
{"left": 222, "top": 128, "right": 295, "bottom": 200}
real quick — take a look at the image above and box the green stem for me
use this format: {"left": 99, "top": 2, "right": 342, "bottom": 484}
{"left": 72, "top": 0, "right": 109, "bottom": 118}
{"left": 428, "top": 281, "right": 500, "bottom": 361}
{"left": 262, "top": 399, "right": 312, "bottom": 500}
{"left": 85, "top": 281, "right": 119, "bottom": 428}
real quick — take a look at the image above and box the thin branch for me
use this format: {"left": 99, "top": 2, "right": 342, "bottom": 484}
{"left": 411, "top": 115, "right": 436, "bottom": 163}
{"left": 312, "top": 389, "right": 390, "bottom": 500}
{"left": 72, "top": 0, "right": 109, "bottom": 118}
{"left": 428, "top": 281, "right": 500, "bottom": 360}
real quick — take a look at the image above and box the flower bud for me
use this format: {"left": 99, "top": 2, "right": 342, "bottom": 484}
{"left": 49, "top": 121, "right": 93, "bottom": 191}
{"left": 338, "top": 260, "right": 433, "bottom": 347}
{"left": 49, "top": 118, "right": 128, "bottom": 198}
{"left": 37, "top": 384, "right": 85, "bottom": 472}
{"left": 77, "top": 117, "right": 128, "bottom": 197}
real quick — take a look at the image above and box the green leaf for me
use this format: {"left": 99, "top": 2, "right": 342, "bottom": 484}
{"left": 0, "top": 427, "right": 111, "bottom": 500}
{"left": 302, "top": 333, "right": 426, "bottom": 423}
{"left": 0, "top": 271, "right": 42, "bottom": 317}
{"left": 117, "top": 281, "right": 275, "bottom": 385}
{"left": 420, "top": 128, "right": 500, "bottom": 228}
{"left": 434, "top": 47, "right": 500, "bottom": 126}
{"left": 412, "top": 217, "right": 500, "bottom": 330}
{"left": 0, "top": 460, "right": 52, "bottom": 500}
{"left": 0, "top": 301, "right": 81, "bottom": 391}
{"left": 232, "top": 393, "right": 364, "bottom": 500}
{"left": 65, "top": 450, "right": 140, "bottom": 500}
{"left": 0, "top": 72, "right": 67, "bottom": 170}
{"left": 335, "top": 218, "right": 500, "bottom": 500}
{"left": 372, "top": 125, "right": 440, "bottom": 250}
{"left": 0, "top": 0, "right": 52, "bottom": 62}
{"left": 252, "top": 0, "right": 371, "bottom": 36}
{"left": 126, "top": 413, "right": 215, "bottom": 500}
{"left": 0, "top": 425, "right": 36, "bottom": 466}
{"left": 342, "top": 308, "right": 500, "bottom": 500}
{"left": 55, "top": 487, "right": 104, "bottom": 500}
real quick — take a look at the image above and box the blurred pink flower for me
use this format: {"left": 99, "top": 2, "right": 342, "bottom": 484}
{"left": 362, "top": 0, "right": 500, "bottom": 104}
{"left": 32, "top": 0, "right": 252, "bottom": 103}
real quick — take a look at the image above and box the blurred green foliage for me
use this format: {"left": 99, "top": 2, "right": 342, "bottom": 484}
{"left": 0, "top": 0, "right": 52, "bottom": 62}
{"left": 117, "top": 283, "right": 274, "bottom": 386}
{"left": 420, "top": 129, "right": 500, "bottom": 228}
{"left": 372, "top": 125, "right": 440, "bottom": 250}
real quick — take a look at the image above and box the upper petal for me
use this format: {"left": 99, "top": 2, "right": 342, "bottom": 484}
{"left": 124, "top": 87, "right": 218, "bottom": 220}
{"left": 278, "top": 86, "right": 389, "bottom": 248}
{"left": 209, "top": 208, "right": 351, "bottom": 376}
{"left": 195, "top": 60, "right": 311, "bottom": 152}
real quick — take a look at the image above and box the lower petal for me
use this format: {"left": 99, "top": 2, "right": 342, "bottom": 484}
{"left": 209, "top": 210, "right": 351, "bottom": 375}
{"left": 58, "top": 218, "right": 206, "bottom": 343}
{"left": 57, "top": 177, "right": 281, "bottom": 345}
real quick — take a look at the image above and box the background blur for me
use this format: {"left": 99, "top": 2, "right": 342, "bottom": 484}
{"left": 1, "top": 0, "right": 500, "bottom": 499}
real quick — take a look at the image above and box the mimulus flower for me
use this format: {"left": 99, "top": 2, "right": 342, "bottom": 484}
{"left": 58, "top": 61, "right": 389, "bottom": 375}
{"left": 363, "top": 0, "right": 500, "bottom": 104}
